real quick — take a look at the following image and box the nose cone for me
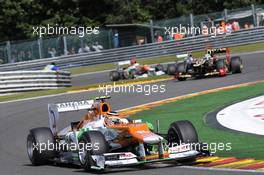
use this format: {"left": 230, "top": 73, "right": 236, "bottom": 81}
{"left": 128, "top": 123, "right": 164, "bottom": 144}
{"left": 143, "top": 134, "right": 164, "bottom": 144}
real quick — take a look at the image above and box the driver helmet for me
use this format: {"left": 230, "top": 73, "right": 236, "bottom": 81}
{"left": 187, "top": 52, "right": 192, "bottom": 57}
{"left": 204, "top": 53, "right": 211, "bottom": 60}
{"left": 130, "top": 57, "right": 137, "bottom": 65}
{"left": 119, "top": 118, "right": 129, "bottom": 124}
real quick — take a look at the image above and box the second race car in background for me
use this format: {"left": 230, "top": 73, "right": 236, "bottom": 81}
{"left": 173, "top": 48, "right": 243, "bottom": 81}
{"left": 109, "top": 58, "right": 165, "bottom": 81}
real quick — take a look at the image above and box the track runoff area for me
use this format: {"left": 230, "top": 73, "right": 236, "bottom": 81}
{"left": 217, "top": 95, "right": 264, "bottom": 136}
{"left": 120, "top": 80, "right": 264, "bottom": 172}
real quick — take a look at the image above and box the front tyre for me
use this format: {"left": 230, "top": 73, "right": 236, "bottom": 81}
{"left": 109, "top": 71, "right": 120, "bottom": 81}
{"left": 167, "top": 120, "right": 198, "bottom": 145}
{"left": 167, "top": 121, "right": 199, "bottom": 163}
{"left": 78, "top": 131, "right": 108, "bottom": 171}
{"left": 177, "top": 62, "right": 187, "bottom": 81}
{"left": 216, "top": 59, "right": 227, "bottom": 76}
{"left": 216, "top": 59, "right": 225, "bottom": 70}
{"left": 167, "top": 64, "right": 177, "bottom": 75}
{"left": 178, "top": 76, "right": 187, "bottom": 81}
{"left": 177, "top": 62, "right": 187, "bottom": 74}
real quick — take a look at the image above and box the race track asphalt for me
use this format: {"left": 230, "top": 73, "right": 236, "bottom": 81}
{"left": 71, "top": 71, "right": 110, "bottom": 86}
{"left": 0, "top": 52, "right": 264, "bottom": 175}
{"left": 70, "top": 51, "right": 264, "bottom": 87}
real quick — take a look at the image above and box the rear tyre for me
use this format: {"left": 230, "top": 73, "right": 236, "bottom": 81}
{"left": 177, "top": 62, "right": 187, "bottom": 81}
{"left": 78, "top": 131, "right": 108, "bottom": 171}
{"left": 167, "top": 64, "right": 177, "bottom": 75}
{"left": 109, "top": 71, "right": 120, "bottom": 81}
{"left": 167, "top": 120, "right": 198, "bottom": 145}
{"left": 231, "top": 56, "right": 242, "bottom": 73}
{"left": 27, "top": 127, "right": 56, "bottom": 165}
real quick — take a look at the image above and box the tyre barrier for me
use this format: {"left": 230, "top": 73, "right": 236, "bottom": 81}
{"left": 0, "top": 71, "right": 71, "bottom": 93}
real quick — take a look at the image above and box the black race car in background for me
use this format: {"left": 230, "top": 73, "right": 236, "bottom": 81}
{"left": 174, "top": 48, "right": 243, "bottom": 81}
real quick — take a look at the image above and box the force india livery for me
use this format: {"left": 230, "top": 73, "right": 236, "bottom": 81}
{"left": 27, "top": 96, "right": 209, "bottom": 171}
{"left": 109, "top": 58, "right": 165, "bottom": 81}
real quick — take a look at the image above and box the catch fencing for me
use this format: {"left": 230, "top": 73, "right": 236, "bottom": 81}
{"left": 0, "top": 4, "right": 263, "bottom": 64}
{"left": 0, "top": 26, "right": 262, "bottom": 72}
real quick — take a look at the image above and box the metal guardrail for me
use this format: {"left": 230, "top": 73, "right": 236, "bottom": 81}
{"left": 0, "top": 71, "right": 71, "bottom": 93}
{"left": 0, "top": 27, "right": 263, "bottom": 72}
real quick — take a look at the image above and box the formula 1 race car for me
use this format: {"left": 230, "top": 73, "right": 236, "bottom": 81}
{"left": 109, "top": 58, "right": 165, "bottom": 81}
{"left": 175, "top": 48, "right": 243, "bottom": 81}
{"left": 166, "top": 53, "right": 188, "bottom": 75}
{"left": 27, "top": 96, "right": 209, "bottom": 171}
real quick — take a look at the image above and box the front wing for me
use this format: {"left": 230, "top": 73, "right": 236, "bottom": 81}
{"left": 90, "top": 150, "right": 200, "bottom": 170}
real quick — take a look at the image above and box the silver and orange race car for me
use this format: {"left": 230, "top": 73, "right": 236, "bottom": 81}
{"left": 109, "top": 58, "right": 165, "bottom": 81}
{"left": 27, "top": 96, "right": 209, "bottom": 171}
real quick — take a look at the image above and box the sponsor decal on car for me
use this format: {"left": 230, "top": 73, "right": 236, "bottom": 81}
{"left": 168, "top": 144, "right": 190, "bottom": 153}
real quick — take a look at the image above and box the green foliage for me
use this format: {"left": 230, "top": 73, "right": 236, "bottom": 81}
{"left": 0, "top": 0, "right": 263, "bottom": 41}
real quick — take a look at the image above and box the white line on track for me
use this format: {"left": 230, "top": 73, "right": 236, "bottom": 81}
{"left": 0, "top": 92, "right": 72, "bottom": 105}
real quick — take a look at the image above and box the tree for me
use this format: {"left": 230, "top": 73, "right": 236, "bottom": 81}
{"left": 0, "top": 0, "right": 263, "bottom": 42}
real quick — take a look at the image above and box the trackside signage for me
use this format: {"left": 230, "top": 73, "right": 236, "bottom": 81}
{"left": 56, "top": 100, "right": 94, "bottom": 112}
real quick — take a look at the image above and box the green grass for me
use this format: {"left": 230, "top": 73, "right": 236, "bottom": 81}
{"left": 68, "top": 55, "right": 179, "bottom": 75}
{"left": 0, "top": 75, "right": 170, "bottom": 102}
{"left": 132, "top": 82, "right": 264, "bottom": 159}
{"left": 67, "top": 42, "right": 264, "bottom": 75}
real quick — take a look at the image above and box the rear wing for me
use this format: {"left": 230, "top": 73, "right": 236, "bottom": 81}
{"left": 207, "top": 48, "right": 230, "bottom": 54}
{"left": 207, "top": 48, "right": 231, "bottom": 63}
{"left": 48, "top": 100, "right": 94, "bottom": 135}
{"left": 116, "top": 60, "right": 131, "bottom": 66}
{"left": 176, "top": 53, "right": 188, "bottom": 59}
